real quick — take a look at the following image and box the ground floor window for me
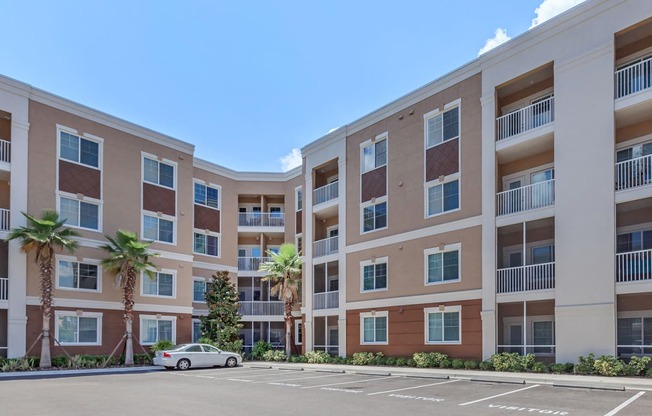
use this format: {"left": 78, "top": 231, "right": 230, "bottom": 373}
{"left": 425, "top": 306, "right": 460, "bottom": 344}
{"left": 361, "top": 312, "right": 388, "bottom": 344}
{"left": 55, "top": 311, "right": 102, "bottom": 345}
{"left": 618, "top": 316, "right": 652, "bottom": 355}
{"left": 140, "top": 316, "right": 175, "bottom": 344}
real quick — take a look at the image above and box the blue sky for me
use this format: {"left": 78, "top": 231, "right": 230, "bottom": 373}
{"left": 1, "top": 0, "right": 584, "bottom": 172}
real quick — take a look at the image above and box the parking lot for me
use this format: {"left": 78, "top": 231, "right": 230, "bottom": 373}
{"left": 1, "top": 366, "right": 650, "bottom": 416}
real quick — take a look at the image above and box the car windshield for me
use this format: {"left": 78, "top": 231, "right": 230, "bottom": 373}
{"left": 168, "top": 344, "right": 189, "bottom": 351}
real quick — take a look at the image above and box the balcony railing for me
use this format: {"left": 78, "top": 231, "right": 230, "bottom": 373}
{"left": 314, "top": 182, "right": 339, "bottom": 205}
{"left": 0, "top": 209, "right": 8, "bottom": 232}
{"left": 314, "top": 236, "right": 338, "bottom": 258}
{"left": 238, "top": 257, "right": 271, "bottom": 271}
{"left": 497, "top": 179, "right": 555, "bottom": 216}
{"left": 0, "top": 139, "right": 10, "bottom": 164}
{"left": 314, "top": 291, "right": 339, "bottom": 310}
{"left": 496, "top": 96, "right": 554, "bottom": 141}
{"left": 238, "top": 301, "right": 284, "bottom": 316}
{"left": 615, "top": 155, "right": 651, "bottom": 191}
{"left": 616, "top": 249, "right": 652, "bottom": 283}
{"left": 0, "top": 277, "right": 7, "bottom": 301}
{"left": 496, "top": 262, "right": 555, "bottom": 293}
{"left": 238, "top": 212, "right": 285, "bottom": 227}
{"left": 615, "top": 56, "right": 652, "bottom": 99}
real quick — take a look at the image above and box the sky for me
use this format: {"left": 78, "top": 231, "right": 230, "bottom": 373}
{"left": 1, "top": 0, "right": 586, "bottom": 172}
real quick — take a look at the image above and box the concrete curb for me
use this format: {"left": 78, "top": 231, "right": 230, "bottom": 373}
{"left": 0, "top": 366, "right": 163, "bottom": 381}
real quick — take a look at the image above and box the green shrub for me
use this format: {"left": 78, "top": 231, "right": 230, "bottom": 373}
{"left": 262, "top": 350, "right": 287, "bottom": 362}
{"left": 439, "top": 359, "right": 452, "bottom": 369}
{"left": 250, "top": 341, "right": 272, "bottom": 360}
{"left": 151, "top": 339, "right": 174, "bottom": 353}
{"left": 625, "top": 356, "right": 651, "bottom": 376}
{"left": 412, "top": 352, "right": 449, "bottom": 368}
{"left": 549, "top": 363, "right": 566, "bottom": 374}
{"left": 395, "top": 357, "right": 408, "bottom": 367}
{"left": 593, "top": 356, "right": 625, "bottom": 377}
{"left": 352, "top": 352, "right": 375, "bottom": 366}
{"left": 385, "top": 357, "right": 397, "bottom": 366}
{"left": 563, "top": 363, "right": 575, "bottom": 373}
{"left": 0, "top": 359, "right": 21, "bottom": 372}
{"left": 305, "top": 350, "right": 330, "bottom": 364}
{"left": 479, "top": 360, "right": 494, "bottom": 371}
{"left": 574, "top": 353, "right": 596, "bottom": 375}
{"left": 373, "top": 352, "right": 386, "bottom": 366}
{"left": 51, "top": 356, "right": 67, "bottom": 367}
{"left": 406, "top": 358, "right": 417, "bottom": 367}
{"left": 464, "top": 360, "right": 479, "bottom": 370}
{"left": 489, "top": 352, "right": 534, "bottom": 372}
{"left": 452, "top": 359, "right": 465, "bottom": 369}
{"left": 531, "top": 362, "right": 548, "bottom": 373}
{"left": 646, "top": 367, "right": 652, "bottom": 378}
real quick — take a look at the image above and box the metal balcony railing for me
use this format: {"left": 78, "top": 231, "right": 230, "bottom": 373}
{"left": 314, "top": 182, "right": 339, "bottom": 205}
{"left": 0, "top": 209, "right": 8, "bottom": 231}
{"left": 615, "top": 154, "right": 652, "bottom": 191}
{"left": 238, "top": 212, "right": 285, "bottom": 227}
{"left": 237, "top": 257, "right": 271, "bottom": 271}
{"left": 496, "top": 96, "right": 554, "bottom": 141}
{"left": 238, "top": 301, "right": 284, "bottom": 316}
{"left": 497, "top": 179, "right": 555, "bottom": 216}
{"left": 496, "top": 262, "right": 555, "bottom": 293}
{"left": 314, "top": 236, "right": 338, "bottom": 258}
{"left": 0, "top": 139, "right": 10, "bottom": 164}
{"left": 313, "top": 291, "right": 339, "bottom": 310}
{"left": 615, "top": 56, "right": 652, "bottom": 99}
{"left": 616, "top": 249, "right": 652, "bottom": 283}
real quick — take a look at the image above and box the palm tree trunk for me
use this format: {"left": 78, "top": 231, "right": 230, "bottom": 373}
{"left": 284, "top": 301, "right": 293, "bottom": 357}
{"left": 123, "top": 267, "right": 136, "bottom": 366}
{"left": 39, "top": 248, "right": 53, "bottom": 368}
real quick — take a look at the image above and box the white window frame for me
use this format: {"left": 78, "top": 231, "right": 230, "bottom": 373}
{"left": 424, "top": 100, "right": 461, "bottom": 150}
{"left": 360, "top": 132, "right": 388, "bottom": 174}
{"left": 193, "top": 229, "right": 221, "bottom": 257}
{"left": 424, "top": 305, "right": 462, "bottom": 345}
{"left": 295, "top": 234, "right": 303, "bottom": 255}
{"left": 360, "top": 196, "right": 388, "bottom": 234}
{"left": 295, "top": 321, "right": 303, "bottom": 345}
{"left": 142, "top": 211, "right": 176, "bottom": 245}
{"left": 142, "top": 153, "right": 177, "bottom": 190}
{"left": 424, "top": 173, "right": 460, "bottom": 218}
{"left": 424, "top": 243, "right": 462, "bottom": 286}
{"left": 139, "top": 314, "right": 177, "bottom": 345}
{"left": 193, "top": 277, "right": 207, "bottom": 303}
{"left": 57, "top": 192, "right": 103, "bottom": 232}
{"left": 141, "top": 270, "right": 177, "bottom": 299}
{"left": 54, "top": 310, "right": 103, "bottom": 346}
{"left": 55, "top": 255, "right": 102, "bottom": 293}
{"left": 56, "top": 126, "right": 103, "bottom": 170}
{"left": 295, "top": 186, "right": 303, "bottom": 212}
{"left": 360, "top": 257, "right": 389, "bottom": 293}
{"left": 360, "top": 311, "right": 389, "bottom": 345}
{"left": 501, "top": 163, "right": 554, "bottom": 190}
{"left": 193, "top": 180, "right": 221, "bottom": 210}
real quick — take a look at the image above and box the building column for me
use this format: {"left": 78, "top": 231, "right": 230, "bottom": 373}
{"left": 337, "top": 157, "right": 346, "bottom": 357}
{"left": 303, "top": 172, "right": 314, "bottom": 351}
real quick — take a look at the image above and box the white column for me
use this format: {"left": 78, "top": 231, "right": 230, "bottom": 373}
{"left": 303, "top": 172, "right": 314, "bottom": 351}
{"left": 337, "top": 157, "right": 347, "bottom": 357}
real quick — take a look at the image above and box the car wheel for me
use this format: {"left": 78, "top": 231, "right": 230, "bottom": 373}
{"left": 177, "top": 359, "right": 191, "bottom": 371}
{"left": 164, "top": 366, "right": 175, "bottom": 370}
{"left": 225, "top": 357, "right": 237, "bottom": 368}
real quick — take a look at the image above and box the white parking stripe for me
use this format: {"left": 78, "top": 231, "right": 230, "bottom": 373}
{"left": 259, "top": 373, "right": 344, "bottom": 383}
{"left": 303, "top": 376, "right": 395, "bottom": 389}
{"left": 458, "top": 384, "right": 540, "bottom": 406}
{"left": 604, "top": 391, "right": 646, "bottom": 416}
{"left": 367, "top": 379, "right": 460, "bottom": 396}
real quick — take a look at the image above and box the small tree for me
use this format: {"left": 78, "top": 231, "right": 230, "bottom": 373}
{"left": 200, "top": 271, "right": 243, "bottom": 353}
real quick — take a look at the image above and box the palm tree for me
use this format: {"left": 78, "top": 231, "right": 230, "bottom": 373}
{"left": 100, "top": 230, "right": 158, "bottom": 365}
{"left": 259, "top": 243, "right": 302, "bottom": 356}
{"left": 7, "top": 211, "right": 79, "bottom": 368}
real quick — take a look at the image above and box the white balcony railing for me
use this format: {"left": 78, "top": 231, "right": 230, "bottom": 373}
{"left": 0, "top": 209, "right": 8, "bottom": 231}
{"left": 616, "top": 249, "right": 652, "bottom": 283}
{"left": 615, "top": 155, "right": 652, "bottom": 191}
{"left": 615, "top": 57, "right": 652, "bottom": 99}
{"left": 0, "top": 277, "right": 7, "bottom": 301}
{"left": 496, "top": 262, "right": 555, "bottom": 294}
{"left": 238, "top": 301, "right": 284, "bottom": 316}
{"left": 314, "top": 291, "right": 339, "bottom": 310}
{"left": 0, "top": 139, "right": 10, "bottom": 164}
{"left": 314, "top": 182, "right": 339, "bottom": 205}
{"left": 237, "top": 257, "right": 271, "bottom": 271}
{"left": 314, "top": 236, "right": 338, "bottom": 258}
{"left": 497, "top": 179, "right": 555, "bottom": 216}
{"left": 238, "top": 212, "right": 285, "bottom": 227}
{"left": 496, "top": 96, "right": 554, "bottom": 141}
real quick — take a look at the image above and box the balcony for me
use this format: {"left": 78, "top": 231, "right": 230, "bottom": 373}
{"left": 615, "top": 155, "right": 651, "bottom": 191}
{"left": 314, "top": 182, "right": 338, "bottom": 206}
{"left": 497, "top": 179, "right": 555, "bottom": 217}
{"left": 314, "top": 291, "right": 339, "bottom": 310}
{"left": 238, "top": 257, "right": 270, "bottom": 272}
{"left": 496, "top": 262, "right": 555, "bottom": 294}
{"left": 0, "top": 209, "right": 8, "bottom": 231}
{"left": 314, "top": 236, "right": 338, "bottom": 258}
{"left": 616, "top": 249, "right": 652, "bottom": 283}
{"left": 238, "top": 301, "right": 284, "bottom": 316}
{"left": 0, "top": 277, "right": 7, "bottom": 301}
{"left": 616, "top": 56, "right": 652, "bottom": 99}
{"left": 496, "top": 97, "right": 554, "bottom": 142}
{"left": 237, "top": 213, "right": 285, "bottom": 232}
{"left": 0, "top": 139, "right": 9, "bottom": 165}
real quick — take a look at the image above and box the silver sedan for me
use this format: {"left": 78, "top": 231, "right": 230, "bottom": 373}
{"left": 153, "top": 343, "right": 242, "bottom": 370}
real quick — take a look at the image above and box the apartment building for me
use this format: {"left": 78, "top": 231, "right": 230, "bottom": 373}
{"left": 1, "top": 0, "right": 652, "bottom": 364}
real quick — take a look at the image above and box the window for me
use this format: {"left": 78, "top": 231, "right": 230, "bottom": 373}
{"left": 532, "top": 245, "right": 554, "bottom": 264}
{"left": 143, "top": 157, "right": 175, "bottom": 188}
{"left": 426, "top": 179, "right": 459, "bottom": 216}
{"left": 59, "top": 196, "right": 100, "bottom": 230}
{"left": 142, "top": 271, "right": 175, "bottom": 297}
{"left": 362, "top": 200, "right": 387, "bottom": 232}
{"left": 618, "top": 316, "right": 652, "bottom": 355}
{"left": 295, "top": 321, "right": 303, "bottom": 345}
{"left": 617, "top": 230, "right": 652, "bottom": 253}
{"left": 361, "top": 312, "right": 388, "bottom": 344}
{"left": 57, "top": 259, "right": 100, "bottom": 291}
{"left": 425, "top": 306, "right": 461, "bottom": 344}
{"left": 296, "top": 187, "right": 303, "bottom": 211}
{"left": 425, "top": 247, "right": 460, "bottom": 284}
{"left": 194, "top": 182, "right": 219, "bottom": 209}
{"left": 194, "top": 232, "right": 219, "bottom": 256}
{"left": 362, "top": 136, "right": 387, "bottom": 173}
{"left": 361, "top": 259, "right": 388, "bottom": 292}
{"left": 193, "top": 279, "right": 206, "bottom": 303}
{"left": 140, "top": 316, "right": 175, "bottom": 344}
{"left": 532, "top": 321, "right": 554, "bottom": 353}
{"left": 59, "top": 131, "right": 100, "bottom": 168}
{"left": 55, "top": 311, "right": 102, "bottom": 345}
{"left": 425, "top": 107, "right": 459, "bottom": 148}
{"left": 192, "top": 319, "right": 202, "bottom": 343}
{"left": 143, "top": 214, "right": 174, "bottom": 243}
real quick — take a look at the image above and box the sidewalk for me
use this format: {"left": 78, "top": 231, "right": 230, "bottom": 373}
{"left": 0, "top": 366, "right": 163, "bottom": 381}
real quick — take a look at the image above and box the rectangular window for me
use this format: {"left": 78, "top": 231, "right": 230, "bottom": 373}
{"left": 426, "top": 249, "right": 460, "bottom": 284}
{"left": 426, "top": 107, "right": 459, "bottom": 148}
{"left": 143, "top": 215, "right": 174, "bottom": 243}
{"left": 295, "top": 321, "right": 303, "bottom": 345}
{"left": 362, "top": 137, "right": 387, "bottom": 173}
{"left": 361, "top": 314, "right": 388, "bottom": 344}
{"left": 143, "top": 157, "right": 175, "bottom": 188}
{"left": 532, "top": 321, "right": 554, "bottom": 352}
{"left": 362, "top": 261, "right": 388, "bottom": 292}
{"left": 59, "top": 196, "right": 100, "bottom": 230}
{"left": 427, "top": 179, "right": 459, "bottom": 216}
{"left": 296, "top": 188, "right": 303, "bottom": 211}
{"left": 59, "top": 131, "right": 100, "bottom": 168}
{"left": 142, "top": 272, "right": 175, "bottom": 297}
{"left": 56, "top": 312, "right": 101, "bottom": 345}
{"left": 141, "top": 317, "right": 175, "bottom": 344}
{"left": 362, "top": 200, "right": 387, "bottom": 232}
{"left": 617, "top": 230, "right": 652, "bottom": 253}
{"left": 58, "top": 259, "right": 100, "bottom": 291}
{"left": 194, "top": 182, "right": 219, "bottom": 209}
{"left": 193, "top": 279, "right": 207, "bottom": 302}
{"left": 193, "top": 232, "right": 219, "bottom": 256}
{"left": 425, "top": 307, "right": 460, "bottom": 344}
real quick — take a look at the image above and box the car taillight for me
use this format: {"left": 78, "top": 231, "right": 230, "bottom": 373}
{"left": 163, "top": 352, "right": 171, "bottom": 358}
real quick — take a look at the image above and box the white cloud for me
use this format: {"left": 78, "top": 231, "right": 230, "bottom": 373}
{"left": 478, "top": 28, "right": 512, "bottom": 56}
{"left": 530, "top": 0, "right": 587, "bottom": 28}
{"left": 280, "top": 148, "right": 302, "bottom": 172}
